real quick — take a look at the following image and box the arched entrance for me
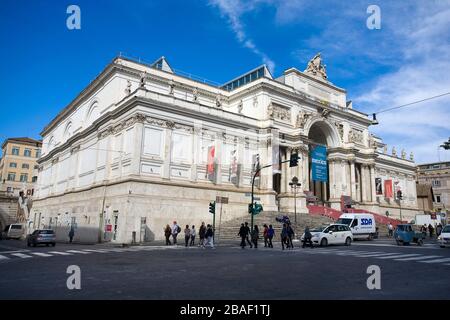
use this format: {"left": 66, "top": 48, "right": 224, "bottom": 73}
{"left": 307, "top": 120, "right": 339, "bottom": 206}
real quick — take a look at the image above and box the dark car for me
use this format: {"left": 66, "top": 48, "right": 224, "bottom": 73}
{"left": 27, "top": 229, "right": 56, "bottom": 247}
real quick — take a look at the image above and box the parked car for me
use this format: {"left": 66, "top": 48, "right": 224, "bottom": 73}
{"left": 300, "top": 224, "right": 353, "bottom": 247}
{"left": 27, "top": 229, "right": 56, "bottom": 247}
{"left": 437, "top": 224, "right": 450, "bottom": 248}
{"left": 1, "top": 224, "right": 25, "bottom": 240}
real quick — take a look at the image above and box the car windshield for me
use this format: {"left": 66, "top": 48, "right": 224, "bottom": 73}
{"left": 11, "top": 225, "right": 22, "bottom": 229}
{"left": 336, "top": 218, "right": 352, "bottom": 226}
{"left": 443, "top": 226, "right": 450, "bottom": 233}
{"left": 310, "top": 226, "right": 326, "bottom": 232}
{"left": 39, "top": 230, "right": 54, "bottom": 234}
{"left": 397, "top": 225, "right": 406, "bottom": 231}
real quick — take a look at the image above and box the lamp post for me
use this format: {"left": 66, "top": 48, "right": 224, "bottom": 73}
{"left": 289, "top": 176, "right": 302, "bottom": 224}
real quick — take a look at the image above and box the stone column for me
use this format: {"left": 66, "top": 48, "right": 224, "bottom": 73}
{"left": 281, "top": 147, "right": 287, "bottom": 194}
{"left": 215, "top": 132, "right": 223, "bottom": 185}
{"left": 350, "top": 160, "right": 356, "bottom": 200}
{"left": 285, "top": 147, "right": 292, "bottom": 193}
{"left": 264, "top": 134, "right": 274, "bottom": 191}
{"left": 131, "top": 120, "right": 144, "bottom": 176}
{"left": 370, "top": 164, "right": 376, "bottom": 202}
{"left": 162, "top": 126, "right": 172, "bottom": 179}
{"left": 361, "top": 164, "right": 368, "bottom": 203}
{"left": 328, "top": 159, "right": 336, "bottom": 199}
{"left": 191, "top": 127, "right": 200, "bottom": 182}
{"left": 302, "top": 148, "right": 309, "bottom": 191}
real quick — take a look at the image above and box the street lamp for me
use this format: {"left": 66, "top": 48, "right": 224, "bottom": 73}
{"left": 289, "top": 176, "right": 302, "bottom": 224}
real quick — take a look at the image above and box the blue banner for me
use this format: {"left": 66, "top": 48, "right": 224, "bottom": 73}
{"left": 311, "top": 145, "right": 328, "bottom": 182}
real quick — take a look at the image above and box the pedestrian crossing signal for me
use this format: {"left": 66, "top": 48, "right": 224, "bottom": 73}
{"left": 209, "top": 201, "right": 216, "bottom": 214}
{"left": 289, "top": 153, "right": 299, "bottom": 167}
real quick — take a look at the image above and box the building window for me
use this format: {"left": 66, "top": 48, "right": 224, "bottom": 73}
{"left": 22, "top": 163, "right": 30, "bottom": 169}
{"left": 7, "top": 173, "right": 16, "bottom": 181}
{"left": 435, "top": 195, "right": 441, "bottom": 203}
{"left": 32, "top": 176, "right": 37, "bottom": 183}
{"left": 24, "top": 149, "right": 32, "bottom": 157}
{"left": 36, "top": 150, "right": 41, "bottom": 158}
{"left": 20, "top": 174, "right": 28, "bottom": 182}
{"left": 12, "top": 147, "right": 19, "bottom": 155}
{"left": 432, "top": 180, "right": 441, "bottom": 187}
{"left": 9, "top": 162, "right": 17, "bottom": 168}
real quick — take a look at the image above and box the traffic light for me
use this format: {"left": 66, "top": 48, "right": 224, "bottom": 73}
{"left": 248, "top": 203, "right": 253, "bottom": 214}
{"left": 397, "top": 190, "right": 403, "bottom": 200}
{"left": 289, "top": 153, "right": 299, "bottom": 167}
{"left": 209, "top": 201, "right": 216, "bottom": 214}
{"left": 253, "top": 202, "right": 263, "bottom": 215}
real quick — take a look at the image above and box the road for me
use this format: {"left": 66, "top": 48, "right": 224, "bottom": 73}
{"left": 1, "top": 238, "right": 449, "bottom": 299}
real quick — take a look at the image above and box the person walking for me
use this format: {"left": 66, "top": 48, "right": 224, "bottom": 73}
{"left": 205, "top": 224, "right": 214, "bottom": 248}
{"left": 251, "top": 225, "right": 259, "bottom": 249}
{"left": 281, "top": 223, "right": 289, "bottom": 250}
{"left": 421, "top": 224, "right": 427, "bottom": 237}
{"left": 263, "top": 224, "right": 269, "bottom": 247}
{"left": 184, "top": 225, "right": 191, "bottom": 247}
{"left": 199, "top": 222, "right": 206, "bottom": 247}
{"left": 68, "top": 227, "right": 75, "bottom": 244}
{"left": 428, "top": 224, "right": 434, "bottom": 238}
{"left": 164, "top": 224, "right": 172, "bottom": 245}
{"left": 436, "top": 223, "right": 443, "bottom": 236}
{"left": 302, "top": 226, "right": 313, "bottom": 248}
{"left": 238, "top": 223, "right": 247, "bottom": 249}
{"left": 287, "top": 223, "right": 295, "bottom": 249}
{"left": 171, "top": 221, "right": 180, "bottom": 245}
{"left": 244, "top": 222, "right": 253, "bottom": 248}
{"left": 267, "top": 224, "right": 275, "bottom": 248}
{"left": 388, "top": 223, "right": 393, "bottom": 237}
{"left": 190, "top": 225, "right": 196, "bottom": 246}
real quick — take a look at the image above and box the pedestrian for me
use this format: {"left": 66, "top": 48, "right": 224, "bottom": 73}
{"left": 238, "top": 223, "right": 247, "bottom": 248}
{"left": 190, "top": 225, "right": 196, "bottom": 246}
{"left": 199, "top": 222, "right": 206, "bottom": 247}
{"left": 421, "top": 224, "right": 427, "bottom": 237}
{"left": 251, "top": 225, "right": 259, "bottom": 249}
{"left": 267, "top": 224, "right": 274, "bottom": 248}
{"left": 184, "top": 225, "right": 191, "bottom": 247}
{"left": 302, "top": 226, "right": 313, "bottom": 248}
{"left": 388, "top": 223, "right": 393, "bottom": 237}
{"left": 205, "top": 224, "right": 214, "bottom": 248}
{"left": 281, "top": 223, "right": 289, "bottom": 250}
{"left": 263, "top": 224, "right": 269, "bottom": 247}
{"left": 287, "top": 223, "right": 295, "bottom": 249}
{"left": 436, "top": 223, "right": 443, "bottom": 236}
{"left": 68, "top": 227, "right": 75, "bottom": 243}
{"left": 244, "top": 222, "right": 252, "bottom": 248}
{"left": 171, "top": 221, "right": 180, "bottom": 245}
{"left": 428, "top": 224, "right": 434, "bottom": 238}
{"left": 164, "top": 224, "right": 172, "bottom": 245}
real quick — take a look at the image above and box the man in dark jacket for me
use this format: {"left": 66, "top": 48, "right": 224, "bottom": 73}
{"left": 244, "top": 222, "right": 253, "bottom": 248}
{"left": 302, "top": 226, "right": 313, "bottom": 248}
{"left": 287, "top": 223, "right": 295, "bottom": 249}
{"left": 238, "top": 223, "right": 247, "bottom": 248}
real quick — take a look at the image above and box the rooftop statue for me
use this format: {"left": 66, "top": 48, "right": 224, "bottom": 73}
{"left": 304, "top": 53, "right": 328, "bottom": 80}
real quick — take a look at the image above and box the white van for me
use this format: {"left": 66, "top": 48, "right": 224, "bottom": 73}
{"left": 1, "top": 224, "right": 25, "bottom": 240}
{"left": 336, "top": 213, "right": 377, "bottom": 240}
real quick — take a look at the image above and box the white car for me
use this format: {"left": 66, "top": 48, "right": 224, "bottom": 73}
{"left": 301, "top": 224, "right": 353, "bottom": 247}
{"left": 438, "top": 224, "right": 450, "bottom": 248}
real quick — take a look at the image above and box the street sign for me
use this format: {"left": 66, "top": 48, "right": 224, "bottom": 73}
{"left": 216, "top": 196, "right": 229, "bottom": 204}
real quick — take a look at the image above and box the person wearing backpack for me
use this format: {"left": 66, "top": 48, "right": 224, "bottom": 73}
{"left": 171, "top": 221, "right": 180, "bottom": 245}
{"left": 267, "top": 224, "right": 275, "bottom": 248}
{"left": 198, "top": 222, "right": 206, "bottom": 247}
{"left": 263, "top": 224, "right": 269, "bottom": 247}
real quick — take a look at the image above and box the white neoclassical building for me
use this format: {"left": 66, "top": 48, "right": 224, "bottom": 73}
{"left": 32, "top": 54, "right": 419, "bottom": 243}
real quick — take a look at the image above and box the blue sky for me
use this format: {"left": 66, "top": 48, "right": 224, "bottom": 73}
{"left": 0, "top": 0, "right": 449, "bottom": 163}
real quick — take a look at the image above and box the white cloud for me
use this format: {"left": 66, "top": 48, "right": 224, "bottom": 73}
{"left": 209, "top": 0, "right": 276, "bottom": 72}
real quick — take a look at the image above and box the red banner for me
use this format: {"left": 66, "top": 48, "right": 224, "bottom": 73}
{"left": 207, "top": 146, "right": 216, "bottom": 182}
{"left": 384, "top": 179, "right": 393, "bottom": 198}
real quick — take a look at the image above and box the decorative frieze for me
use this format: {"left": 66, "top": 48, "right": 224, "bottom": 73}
{"left": 272, "top": 103, "right": 291, "bottom": 121}
{"left": 296, "top": 110, "right": 312, "bottom": 129}
{"left": 349, "top": 128, "right": 364, "bottom": 144}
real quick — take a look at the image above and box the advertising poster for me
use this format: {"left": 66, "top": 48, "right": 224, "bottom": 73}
{"left": 384, "top": 179, "right": 393, "bottom": 198}
{"left": 311, "top": 145, "right": 328, "bottom": 182}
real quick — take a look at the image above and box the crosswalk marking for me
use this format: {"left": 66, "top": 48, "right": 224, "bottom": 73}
{"left": 31, "top": 252, "right": 53, "bottom": 257}
{"left": 83, "top": 249, "right": 109, "bottom": 253}
{"left": 418, "top": 257, "right": 450, "bottom": 264}
{"left": 395, "top": 255, "right": 442, "bottom": 261}
{"left": 0, "top": 254, "right": 10, "bottom": 260}
{"left": 376, "top": 254, "right": 421, "bottom": 260}
{"left": 11, "top": 253, "right": 33, "bottom": 259}
{"left": 48, "top": 251, "right": 73, "bottom": 255}
{"left": 66, "top": 250, "right": 92, "bottom": 254}
{"left": 357, "top": 253, "right": 401, "bottom": 258}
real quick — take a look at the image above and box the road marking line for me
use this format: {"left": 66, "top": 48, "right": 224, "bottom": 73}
{"left": 355, "top": 253, "right": 401, "bottom": 258}
{"left": 83, "top": 249, "right": 109, "bottom": 253}
{"left": 48, "top": 251, "right": 73, "bottom": 255}
{"left": 30, "top": 252, "right": 53, "bottom": 257}
{"left": 395, "top": 255, "right": 442, "bottom": 261}
{"left": 66, "top": 250, "right": 92, "bottom": 254}
{"left": 0, "top": 254, "right": 10, "bottom": 260}
{"left": 418, "top": 257, "right": 450, "bottom": 264}
{"left": 375, "top": 254, "right": 422, "bottom": 260}
{"left": 11, "top": 253, "right": 33, "bottom": 259}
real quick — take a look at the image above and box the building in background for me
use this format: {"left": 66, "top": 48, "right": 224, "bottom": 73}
{"left": 32, "top": 54, "right": 419, "bottom": 243}
{"left": 417, "top": 161, "right": 450, "bottom": 214}
{"left": 0, "top": 137, "right": 42, "bottom": 196}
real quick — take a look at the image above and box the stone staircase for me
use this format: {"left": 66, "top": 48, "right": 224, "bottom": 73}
{"left": 214, "top": 211, "right": 334, "bottom": 242}
{"left": 0, "top": 195, "right": 19, "bottom": 230}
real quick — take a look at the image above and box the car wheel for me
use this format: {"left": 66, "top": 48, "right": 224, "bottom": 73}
{"left": 33, "top": 242, "right": 37, "bottom": 247}
{"left": 417, "top": 239, "right": 423, "bottom": 246}
{"left": 27, "top": 241, "right": 30, "bottom": 247}
{"left": 396, "top": 240, "right": 401, "bottom": 246}
{"left": 51, "top": 243, "right": 56, "bottom": 247}
{"left": 345, "top": 237, "right": 352, "bottom": 246}
{"left": 368, "top": 234, "right": 373, "bottom": 241}
{"left": 440, "top": 246, "right": 445, "bottom": 248}
{"left": 320, "top": 238, "right": 328, "bottom": 247}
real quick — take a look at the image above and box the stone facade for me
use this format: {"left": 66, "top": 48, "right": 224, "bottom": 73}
{"left": 32, "top": 55, "right": 419, "bottom": 243}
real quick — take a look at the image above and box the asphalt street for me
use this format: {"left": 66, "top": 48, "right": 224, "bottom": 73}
{"left": 0, "top": 238, "right": 449, "bottom": 299}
